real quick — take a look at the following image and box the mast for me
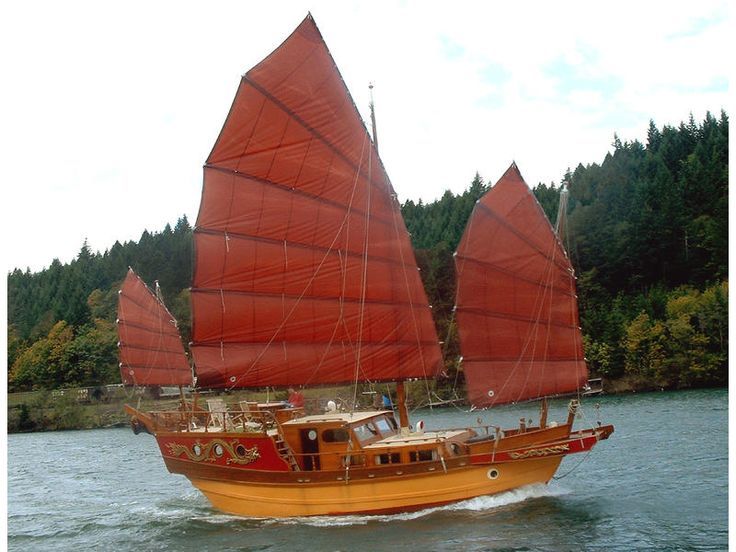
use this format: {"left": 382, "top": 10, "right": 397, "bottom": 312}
{"left": 554, "top": 181, "right": 569, "bottom": 238}
{"left": 369, "top": 82, "right": 378, "bottom": 152}
{"left": 369, "top": 81, "right": 410, "bottom": 432}
{"left": 395, "top": 381, "right": 410, "bottom": 434}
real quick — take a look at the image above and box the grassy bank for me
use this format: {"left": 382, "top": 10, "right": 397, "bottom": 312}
{"left": 8, "top": 379, "right": 718, "bottom": 434}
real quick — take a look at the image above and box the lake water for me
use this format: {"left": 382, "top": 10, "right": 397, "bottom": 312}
{"left": 7, "top": 388, "right": 728, "bottom": 551}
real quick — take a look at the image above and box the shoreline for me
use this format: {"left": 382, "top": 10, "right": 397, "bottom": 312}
{"left": 6, "top": 383, "right": 726, "bottom": 434}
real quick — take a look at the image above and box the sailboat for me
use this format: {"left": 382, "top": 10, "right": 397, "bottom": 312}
{"left": 119, "top": 14, "right": 613, "bottom": 518}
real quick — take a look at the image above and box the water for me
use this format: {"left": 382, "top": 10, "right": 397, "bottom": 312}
{"left": 8, "top": 389, "right": 728, "bottom": 551}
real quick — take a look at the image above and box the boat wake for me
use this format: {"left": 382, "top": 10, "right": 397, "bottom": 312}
{"left": 259, "top": 483, "right": 569, "bottom": 527}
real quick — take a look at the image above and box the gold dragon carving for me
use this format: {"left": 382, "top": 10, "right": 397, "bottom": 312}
{"left": 508, "top": 443, "right": 570, "bottom": 460}
{"left": 167, "top": 439, "right": 260, "bottom": 465}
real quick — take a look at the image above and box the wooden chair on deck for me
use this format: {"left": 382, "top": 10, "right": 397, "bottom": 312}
{"left": 206, "top": 398, "right": 237, "bottom": 432}
{"left": 239, "top": 401, "right": 266, "bottom": 431}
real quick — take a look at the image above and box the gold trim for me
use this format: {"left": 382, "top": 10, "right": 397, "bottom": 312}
{"left": 167, "top": 439, "right": 260, "bottom": 465}
{"left": 508, "top": 444, "right": 570, "bottom": 460}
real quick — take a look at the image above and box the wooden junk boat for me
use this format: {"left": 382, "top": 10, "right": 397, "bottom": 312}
{"left": 118, "top": 15, "right": 613, "bottom": 518}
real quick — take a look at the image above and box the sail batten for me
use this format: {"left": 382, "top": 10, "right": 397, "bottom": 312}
{"left": 241, "top": 77, "right": 381, "bottom": 183}
{"left": 194, "top": 225, "right": 413, "bottom": 267}
{"left": 191, "top": 15, "right": 441, "bottom": 389}
{"left": 455, "top": 307, "right": 580, "bottom": 329}
{"left": 192, "top": 287, "right": 431, "bottom": 309}
{"left": 455, "top": 164, "right": 587, "bottom": 407}
{"left": 454, "top": 254, "right": 576, "bottom": 298}
{"left": 473, "top": 202, "right": 571, "bottom": 273}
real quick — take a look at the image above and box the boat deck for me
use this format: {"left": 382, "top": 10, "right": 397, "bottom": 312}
{"left": 363, "top": 430, "right": 469, "bottom": 449}
{"left": 281, "top": 410, "right": 389, "bottom": 425}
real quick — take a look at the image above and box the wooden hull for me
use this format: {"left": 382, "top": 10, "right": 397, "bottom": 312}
{"left": 189, "top": 456, "right": 562, "bottom": 517}
{"left": 128, "top": 404, "right": 613, "bottom": 518}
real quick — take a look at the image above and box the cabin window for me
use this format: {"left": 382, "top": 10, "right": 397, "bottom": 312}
{"left": 374, "top": 452, "right": 400, "bottom": 465}
{"left": 353, "top": 423, "right": 379, "bottom": 443}
{"left": 374, "top": 417, "right": 397, "bottom": 436}
{"left": 409, "top": 449, "right": 437, "bottom": 462}
{"left": 322, "top": 428, "right": 350, "bottom": 443}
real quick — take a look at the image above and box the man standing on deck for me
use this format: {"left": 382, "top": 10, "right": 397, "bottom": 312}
{"left": 287, "top": 387, "right": 304, "bottom": 408}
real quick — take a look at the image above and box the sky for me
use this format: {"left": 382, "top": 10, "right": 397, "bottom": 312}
{"left": 0, "top": 0, "right": 730, "bottom": 273}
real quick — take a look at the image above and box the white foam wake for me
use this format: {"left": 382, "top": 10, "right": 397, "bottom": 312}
{"left": 262, "top": 483, "right": 568, "bottom": 527}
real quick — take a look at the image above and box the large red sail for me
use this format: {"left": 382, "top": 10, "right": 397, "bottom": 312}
{"left": 455, "top": 164, "right": 587, "bottom": 407}
{"left": 191, "top": 15, "right": 441, "bottom": 389}
{"left": 117, "top": 268, "right": 192, "bottom": 386}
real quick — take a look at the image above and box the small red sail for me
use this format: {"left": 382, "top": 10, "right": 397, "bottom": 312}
{"left": 191, "top": 15, "right": 442, "bottom": 388}
{"left": 455, "top": 164, "right": 587, "bottom": 407}
{"left": 117, "top": 268, "right": 192, "bottom": 386}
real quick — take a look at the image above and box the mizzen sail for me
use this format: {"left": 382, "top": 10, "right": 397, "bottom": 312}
{"left": 454, "top": 164, "right": 587, "bottom": 407}
{"left": 191, "top": 15, "right": 441, "bottom": 389}
{"left": 116, "top": 268, "right": 192, "bottom": 386}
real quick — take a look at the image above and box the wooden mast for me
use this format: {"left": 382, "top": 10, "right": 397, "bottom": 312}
{"left": 369, "top": 82, "right": 378, "bottom": 152}
{"left": 369, "top": 82, "right": 409, "bottom": 434}
{"left": 396, "top": 380, "right": 410, "bottom": 434}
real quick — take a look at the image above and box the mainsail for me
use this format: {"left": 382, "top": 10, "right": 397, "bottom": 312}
{"left": 116, "top": 268, "right": 192, "bottom": 386}
{"left": 191, "top": 15, "right": 442, "bottom": 389}
{"left": 454, "top": 164, "right": 587, "bottom": 407}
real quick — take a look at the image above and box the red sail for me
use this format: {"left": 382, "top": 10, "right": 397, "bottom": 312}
{"left": 455, "top": 164, "right": 587, "bottom": 407}
{"left": 117, "top": 268, "right": 192, "bottom": 386}
{"left": 191, "top": 15, "right": 442, "bottom": 389}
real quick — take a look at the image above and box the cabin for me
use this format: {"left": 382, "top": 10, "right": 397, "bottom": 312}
{"left": 280, "top": 410, "right": 475, "bottom": 472}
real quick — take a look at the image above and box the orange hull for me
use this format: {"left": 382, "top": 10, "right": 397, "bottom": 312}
{"left": 128, "top": 404, "right": 613, "bottom": 518}
{"left": 190, "top": 456, "right": 563, "bottom": 517}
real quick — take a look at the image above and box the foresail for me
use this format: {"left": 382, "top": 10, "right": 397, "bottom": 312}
{"left": 454, "top": 164, "right": 587, "bottom": 407}
{"left": 117, "top": 268, "right": 192, "bottom": 386}
{"left": 191, "top": 15, "right": 442, "bottom": 389}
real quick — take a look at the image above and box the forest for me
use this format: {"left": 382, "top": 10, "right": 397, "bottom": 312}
{"left": 7, "top": 111, "right": 728, "bottom": 393}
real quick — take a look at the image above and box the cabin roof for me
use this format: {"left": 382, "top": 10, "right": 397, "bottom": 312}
{"left": 281, "top": 410, "right": 387, "bottom": 426}
{"left": 363, "top": 430, "right": 468, "bottom": 449}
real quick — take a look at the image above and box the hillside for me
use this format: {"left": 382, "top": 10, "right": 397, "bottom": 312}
{"left": 7, "top": 112, "right": 728, "bottom": 393}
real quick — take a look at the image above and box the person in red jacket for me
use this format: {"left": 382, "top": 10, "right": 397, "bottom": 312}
{"left": 287, "top": 387, "right": 305, "bottom": 408}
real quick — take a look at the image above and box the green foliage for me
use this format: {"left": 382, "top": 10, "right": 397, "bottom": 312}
{"left": 567, "top": 111, "right": 728, "bottom": 292}
{"left": 8, "top": 216, "right": 193, "bottom": 391}
{"left": 402, "top": 172, "right": 487, "bottom": 251}
{"left": 622, "top": 282, "right": 728, "bottom": 387}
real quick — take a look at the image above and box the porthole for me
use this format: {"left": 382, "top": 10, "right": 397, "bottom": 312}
{"left": 487, "top": 468, "right": 500, "bottom": 480}
{"left": 487, "top": 389, "right": 495, "bottom": 398}
{"left": 235, "top": 444, "right": 246, "bottom": 456}
{"left": 193, "top": 444, "right": 202, "bottom": 456}
{"left": 214, "top": 444, "right": 224, "bottom": 457}
{"left": 308, "top": 430, "right": 317, "bottom": 441}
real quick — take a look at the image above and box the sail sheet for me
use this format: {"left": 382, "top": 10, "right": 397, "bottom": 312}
{"left": 117, "top": 268, "right": 192, "bottom": 386}
{"left": 191, "top": 15, "right": 442, "bottom": 389}
{"left": 454, "top": 164, "right": 587, "bottom": 407}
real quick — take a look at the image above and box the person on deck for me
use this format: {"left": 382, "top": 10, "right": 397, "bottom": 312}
{"left": 287, "top": 387, "right": 305, "bottom": 408}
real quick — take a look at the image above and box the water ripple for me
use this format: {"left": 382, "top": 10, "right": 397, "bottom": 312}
{"left": 7, "top": 389, "right": 728, "bottom": 551}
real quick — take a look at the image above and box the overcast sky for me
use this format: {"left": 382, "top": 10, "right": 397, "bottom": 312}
{"left": 1, "top": 0, "right": 729, "bottom": 273}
